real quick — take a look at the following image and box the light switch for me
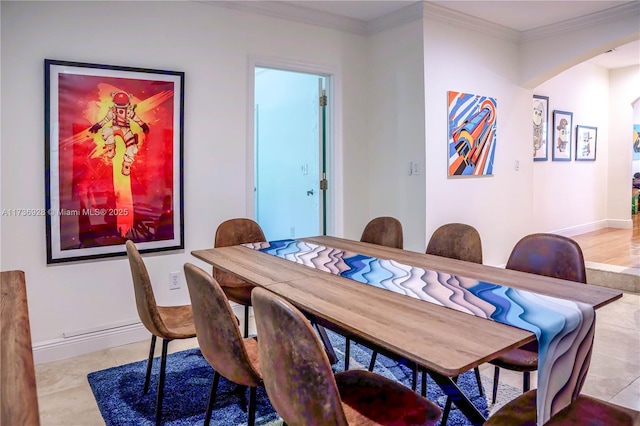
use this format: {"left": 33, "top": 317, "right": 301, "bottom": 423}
{"left": 412, "top": 161, "right": 420, "bottom": 175}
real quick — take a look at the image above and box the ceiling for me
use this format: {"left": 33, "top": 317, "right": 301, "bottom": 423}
{"left": 282, "top": 0, "right": 640, "bottom": 69}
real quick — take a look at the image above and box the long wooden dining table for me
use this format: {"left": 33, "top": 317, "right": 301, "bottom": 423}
{"left": 191, "top": 235, "right": 623, "bottom": 425}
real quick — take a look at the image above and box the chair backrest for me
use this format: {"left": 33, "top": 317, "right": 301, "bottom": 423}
{"left": 213, "top": 218, "right": 266, "bottom": 284}
{"left": 125, "top": 240, "right": 168, "bottom": 337}
{"left": 426, "top": 223, "right": 483, "bottom": 264}
{"left": 506, "top": 233, "right": 587, "bottom": 283}
{"left": 184, "top": 263, "right": 262, "bottom": 387}
{"left": 360, "top": 216, "right": 403, "bottom": 249}
{"left": 251, "top": 287, "right": 348, "bottom": 425}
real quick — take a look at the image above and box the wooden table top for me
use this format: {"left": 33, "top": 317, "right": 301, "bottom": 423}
{"left": 1, "top": 270, "right": 40, "bottom": 426}
{"left": 191, "top": 235, "right": 623, "bottom": 376}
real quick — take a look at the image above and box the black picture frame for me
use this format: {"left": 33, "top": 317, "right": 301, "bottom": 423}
{"left": 533, "top": 95, "right": 549, "bottom": 161}
{"left": 44, "top": 59, "right": 184, "bottom": 264}
{"left": 552, "top": 110, "right": 573, "bottom": 161}
{"left": 575, "top": 125, "right": 597, "bottom": 161}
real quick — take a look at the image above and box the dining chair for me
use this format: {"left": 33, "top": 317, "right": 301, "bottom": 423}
{"left": 423, "top": 223, "right": 484, "bottom": 424}
{"left": 483, "top": 389, "right": 640, "bottom": 425}
{"left": 334, "top": 216, "right": 404, "bottom": 371}
{"left": 213, "top": 218, "right": 267, "bottom": 337}
{"left": 359, "top": 216, "right": 404, "bottom": 249}
{"left": 490, "top": 233, "right": 587, "bottom": 404}
{"left": 251, "top": 287, "right": 442, "bottom": 426}
{"left": 125, "top": 240, "right": 196, "bottom": 426}
{"left": 184, "top": 263, "right": 263, "bottom": 426}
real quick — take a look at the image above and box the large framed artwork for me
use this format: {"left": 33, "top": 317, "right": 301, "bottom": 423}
{"left": 552, "top": 110, "right": 572, "bottom": 161}
{"left": 533, "top": 95, "right": 549, "bottom": 161}
{"left": 44, "top": 59, "right": 184, "bottom": 264}
{"left": 447, "top": 91, "right": 497, "bottom": 176}
{"left": 575, "top": 125, "right": 597, "bottom": 161}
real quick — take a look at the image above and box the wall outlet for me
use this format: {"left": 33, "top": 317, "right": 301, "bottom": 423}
{"left": 169, "top": 272, "right": 181, "bottom": 290}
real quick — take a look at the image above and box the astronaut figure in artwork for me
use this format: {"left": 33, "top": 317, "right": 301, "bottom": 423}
{"left": 89, "top": 91, "right": 149, "bottom": 176}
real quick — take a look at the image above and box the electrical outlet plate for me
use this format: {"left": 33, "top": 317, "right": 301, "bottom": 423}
{"left": 169, "top": 272, "right": 180, "bottom": 290}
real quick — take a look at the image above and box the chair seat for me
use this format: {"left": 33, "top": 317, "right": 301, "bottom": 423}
{"left": 242, "top": 336, "right": 261, "bottom": 379}
{"left": 484, "top": 389, "right": 640, "bottom": 425}
{"left": 336, "top": 370, "right": 441, "bottom": 425}
{"left": 490, "top": 347, "right": 538, "bottom": 371}
{"left": 157, "top": 305, "right": 196, "bottom": 339}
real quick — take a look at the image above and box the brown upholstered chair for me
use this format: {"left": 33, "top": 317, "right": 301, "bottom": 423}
{"left": 483, "top": 389, "right": 640, "bottom": 425}
{"left": 360, "top": 216, "right": 404, "bottom": 249}
{"left": 490, "top": 233, "right": 587, "bottom": 404}
{"left": 125, "top": 240, "right": 196, "bottom": 426}
{"left": 424, "top": 223, "right": 484, "bottom": 424}
{"left": 184, "top": 263, "right": 263, "bottom": 426}
{"left": 251, "top": 287, "right": 442, "bottom": 426}
{"left": 213, "top": 218, "right": 266, "bottom": 337}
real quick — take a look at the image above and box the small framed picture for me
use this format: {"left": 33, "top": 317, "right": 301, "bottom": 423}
{"left": 533, "top": 95, "right": 549, "bottom": 161}
{"left": 552, "top": 110, "right": 573, "bottom": 161}
{"left": 575, "top": 125, "right": 597, "bottom": 161}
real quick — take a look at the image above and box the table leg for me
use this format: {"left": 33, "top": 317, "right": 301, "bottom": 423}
{"left": 314, "top": 323, "right": 339, "bottom": 365}
{"left": 428, "top": 370, "right": 486, "bottom": 426}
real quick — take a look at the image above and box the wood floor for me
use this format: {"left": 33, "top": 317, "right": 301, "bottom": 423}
{"left": 571, "top": 214, "right": 640, "bottom": 269}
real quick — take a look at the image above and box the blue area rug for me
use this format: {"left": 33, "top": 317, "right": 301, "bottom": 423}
{"left": 88, "top": 331, "right": 488, "bottom": 425}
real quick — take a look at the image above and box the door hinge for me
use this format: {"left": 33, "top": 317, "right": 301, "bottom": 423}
{"left": 319, "top": 91, "right": 327, "bottom": 107}
{"left": 320, "top": 178, "right": 328, "bottom": 191}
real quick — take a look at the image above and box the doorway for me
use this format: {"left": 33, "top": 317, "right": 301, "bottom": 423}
{"left": 254, "top": 67, "right": 327, "bottom": 240}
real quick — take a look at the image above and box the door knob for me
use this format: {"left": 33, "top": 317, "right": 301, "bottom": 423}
{"left": 307, "top": 189, "right": 314, "bottom": 196}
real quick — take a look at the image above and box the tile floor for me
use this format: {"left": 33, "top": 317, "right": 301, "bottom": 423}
{"left": 35, "top": 292, "right": 640, "bottom": 425}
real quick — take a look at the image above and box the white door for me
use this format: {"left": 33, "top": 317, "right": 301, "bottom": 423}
{"left": 254, "top": 68, "right": 326, "bottom": 240}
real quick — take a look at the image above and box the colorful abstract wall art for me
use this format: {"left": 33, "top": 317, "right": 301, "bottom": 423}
{"left": 447, "top": 91, "right": 497, "bottom": 176}
{"left": 633, "top": 124, "right": 640, "bottom": 161}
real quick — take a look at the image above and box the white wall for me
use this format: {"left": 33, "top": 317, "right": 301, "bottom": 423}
{"left": 609, "top": 66, "right": 640, "bottom": 219}
{"left": 1, "top": 1, "right": 369, "bottom": 355}
{"left": 533, "top": 63, "right": 611, "bottom": 233}
{"left": 366, "top": 19, "right": 426, "bottom": 252}
{"left": 422, "top": 17, "right": 532, "bottom": 266}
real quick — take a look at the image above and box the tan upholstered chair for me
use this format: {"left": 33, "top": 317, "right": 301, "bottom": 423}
{"left": 125, "top": 240, "right": 196, "bottom": 426}
{"left": 251, "top": 287, "right": 442, "bottom": 426}
{"left": 213, "top": 218, "right": 266, "bottom": 337}
{"left": 484, "top": 389, "right": 639, "bottom": 425}
{"left": 490, "top": 233, "right": 587, "bottom": 404}
{"left": 184, "top": 263, "right": 263, "bottom": 426}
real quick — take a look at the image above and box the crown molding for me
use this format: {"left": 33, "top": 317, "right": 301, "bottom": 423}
{"left": 521, "top": 1, "right": 640, "bottom": 42}
{"left": 366, "top": 2, "right": 425, "bottom": 35}
{"left": 421, "top": 1, "right": 520, "bottom": 42}
{"left": 207, "top": 0, "right": 368, "bottom": 35}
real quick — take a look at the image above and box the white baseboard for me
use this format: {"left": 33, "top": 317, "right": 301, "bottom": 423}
{"left": 552, "top": 220, "right": 607, "bottom": 237}
{"left": 606, "top": 219, "right": 633, "bottom": 229}
{"left": 33, "top": 304, "right": 252, "bottom": 365}
{"left": 33, "top": 323, "right": 150, "bottom": 365}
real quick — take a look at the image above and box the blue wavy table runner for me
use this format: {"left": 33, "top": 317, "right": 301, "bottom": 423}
{"left": 243, "top": 239, "right": 596, "bottom": 425}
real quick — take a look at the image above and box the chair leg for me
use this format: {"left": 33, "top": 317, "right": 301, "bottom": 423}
{"left": 411, "top": 362, "right": 418, "bottom": 391}
{"left": 523, "top": 371, "right": 530, "bottom": 393}
{"left": 420, "top": 369, "right": 427, "bottom": 397}
{"left": 247, "top": 386, "right": 257, "bottom": 426}
{"left": 368, "top": 351, "right": 378, "bottom": 372}
{"left": 244, "top": 305, "right": 250, "bottom": 338}
{"left": 440, "top": 375, "right": 459, "bottom": 426}
{"left": 344, "top": 338, "right": 351, "bottom": 370}
{"left": 144, "top": 335, "right": 157, "bottom": 395}
{"left": 492, "top": 366, "right": 500, "bottom": 404}
{"left": 155, "top": 338, "right": 170, "bottom": 426}
{"left": 204, "top": 371, "right": 220, "bottom": 426}
{"left": 474, "top": 366, "right": 484, "bottom": 397}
